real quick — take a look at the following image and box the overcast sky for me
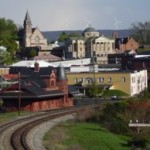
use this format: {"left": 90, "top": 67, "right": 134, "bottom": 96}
{"left": 0, "top": 0, "right": 150, "bottom": 31}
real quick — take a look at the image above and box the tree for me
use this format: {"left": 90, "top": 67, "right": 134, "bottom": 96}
{"left": 58, "top": 32, "right": 68, "bottom": 42}
{"left": 131, "top": 21, "right": 150, "bottom": 46}
{"left": 68, "top": 32, "right": 80, "bottom": 38}
{"left": 86, "top": 82, "right": 103, "bottom": 97}
{"left": 0, "top": 18, "right": 18, "bottom": 64}
{"left": 0, "top": 51, "right": 12, "bottom": 65}
{"left": 28, "top": 48, "right": 37, "bottom": 58}
{"left": 58, "top": 32, "right": 80, "bottom": 42}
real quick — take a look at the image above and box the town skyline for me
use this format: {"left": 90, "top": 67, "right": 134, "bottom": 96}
{"left": 0, "top": 0, "right": 150, "bottom": 31}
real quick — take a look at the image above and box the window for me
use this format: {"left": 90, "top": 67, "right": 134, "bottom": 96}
{"left": 74, "top": 78, "right": 78, "bottom": 83}
{"left": 108, "top": 77, "right": 112, "bottom": 83}
{"left": 79, "top": 78, "right": 83, "bottom": 82}
{"left": 98, "top": 77, "right": 104, "bottom": 83}
{"left": 87, "top": 79, "right": 92, "bottom": 84}
{"left": 122, "top": 77, "right": 126, "bottom": 82}
{"left": 132, "top": 77, "right": 135, "bottom": 83}
{"left": 35, "top": 36, "right": 40, "bottom": 43}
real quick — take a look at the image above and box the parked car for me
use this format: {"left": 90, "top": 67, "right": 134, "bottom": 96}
{"left": 111, "top": 95, "right": 118, "bottom": 100}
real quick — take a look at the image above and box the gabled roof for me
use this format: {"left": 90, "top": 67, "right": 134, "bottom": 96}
{"left": 115, "top": 37, "right": 129, "bottom": 49}
{"left": 1, "top": 78, "right": 64, "bottom": 99}
{"left": 9, "top": 67, "right": 54, "bottom": 84}
{"left": 2, "top": 74, "right": 18, "bottom": 81}
{"left": 31, "top": 27, "right": 45, "bottom": 39}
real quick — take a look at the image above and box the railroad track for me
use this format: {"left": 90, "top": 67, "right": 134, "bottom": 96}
{"left": 0, "top": 104, "right": 101, "bottom": 150}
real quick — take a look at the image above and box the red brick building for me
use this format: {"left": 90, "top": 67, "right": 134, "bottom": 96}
{"left": 115, "top": 37, "right": 139, "bottom": 53}
{"left": 0, "top": 63, "right": 73, "bottom": 112}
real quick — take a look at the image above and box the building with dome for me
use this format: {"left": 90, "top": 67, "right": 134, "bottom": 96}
{"left": 82, "top": 26, "right": 100, "bottom": 38}
{"left": 65, "top": 26, "right": 116, "bottom": 64}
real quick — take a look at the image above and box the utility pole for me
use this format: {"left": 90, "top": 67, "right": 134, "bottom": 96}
{"left": 92, "top": 50, "right": 97, "bottom": 103}
{"left": 18, "top": 71, "right": 21, "bottom": 116}
{"left": 0, "top": 75, "right": 2, "bottom": 91}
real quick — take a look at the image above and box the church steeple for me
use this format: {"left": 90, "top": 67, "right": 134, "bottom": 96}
{"left": 24, "top": 11, "right": 32, "bottom": 47}
{"left": 24, "top": 11, "right": 32, "bottom": 26}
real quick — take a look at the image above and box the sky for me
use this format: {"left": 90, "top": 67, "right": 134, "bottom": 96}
{"left": 0, "top": 0, "right": 150, "bottom": 31}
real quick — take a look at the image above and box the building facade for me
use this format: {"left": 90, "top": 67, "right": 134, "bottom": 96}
{"left": 65, "top": 27, "right": 116, "bottom": 64}
{"left": 115, "top": 37, "right": 139, "bottom": 53}
{"left": 67, "top": 69, "right": 147, "bottom": 96}
{"left": 121, "top": 56, "right": 150, "bottom": 85}
{"left": 20, "top": 11, "right": 58, "bottom": 57}
{"left": 23, "top": 11, "right": 48, "bottom": 49}
{"left": 0, "top": 63, "right": 73, "bottom": 112}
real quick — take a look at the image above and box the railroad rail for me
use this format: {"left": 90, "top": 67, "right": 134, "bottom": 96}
{"left": 0, "top": 103, "right": 101, "bottom": 150}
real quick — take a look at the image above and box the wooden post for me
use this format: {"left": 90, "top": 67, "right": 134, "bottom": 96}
{"left": 18, "top": 72, "right": 21, "bottom": 116}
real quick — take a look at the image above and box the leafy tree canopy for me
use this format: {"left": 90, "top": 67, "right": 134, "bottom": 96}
{"left": 58, "top": 32, "right": 68, "bottom": 42}
{"left": 0, "top": 18, "right": 18, "bottom": 64}
{"left": 28, "top": 48, "right": 37, "bottom": 58}
{"left": 68, "top": 32, "right": 80, "bottom": 38}
{"left": 86, "top": 82, "right": 103, "bottom": 97}
{"left": 131, "top": 21, "right": 150, "bottom": 46}
{"left": 58, "top": 32, "right": 80, "bottom": 42}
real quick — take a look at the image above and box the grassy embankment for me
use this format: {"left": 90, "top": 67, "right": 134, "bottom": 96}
{"left": 0, "top": 111, "right": 34, "bottom": 124}
{"left": 43, "top": 122, "right": 130, "bottom": 150}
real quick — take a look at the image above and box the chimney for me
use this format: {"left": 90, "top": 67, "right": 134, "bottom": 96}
{"left": 34, "top": 62, "right": 40, "bottom": 72}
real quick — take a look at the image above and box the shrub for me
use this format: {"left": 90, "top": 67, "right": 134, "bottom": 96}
{"left": 127, "top": 137, "right": 147, "bottom": 149}
{"left": 75, "top": 108, "right": 96, "bottom": 122}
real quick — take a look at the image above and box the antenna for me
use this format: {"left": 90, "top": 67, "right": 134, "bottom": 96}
{"left": 114, "top": 16, "right": 122, "bottom": 30}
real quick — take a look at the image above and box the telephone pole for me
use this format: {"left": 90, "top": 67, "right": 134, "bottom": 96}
{"left": 18, "top": 71, "right": 21, "bottom": 116}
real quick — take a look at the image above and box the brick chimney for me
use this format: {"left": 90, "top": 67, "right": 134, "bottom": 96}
{"left": 34, "top": 62, "right": 40, "bottom": 72}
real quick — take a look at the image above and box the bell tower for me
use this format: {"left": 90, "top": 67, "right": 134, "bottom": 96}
{"left": 24, "top": 11, "right": 32, "bottom": 47}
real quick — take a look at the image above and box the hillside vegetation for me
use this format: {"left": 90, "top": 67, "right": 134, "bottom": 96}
{"left": 44, "top": 98, "right": 150, "bottom": 150}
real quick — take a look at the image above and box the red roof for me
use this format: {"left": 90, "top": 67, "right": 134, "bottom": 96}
{"left": 3, "top": 74, "right": 18, "bottom": 80}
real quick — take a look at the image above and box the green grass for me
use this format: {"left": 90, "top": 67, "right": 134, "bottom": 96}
{"left": 0, "top": 111, "right": 34, "bottom": 124}
{"left": 44, "top": 122, "right": 131, "bottom": 150}
{"left": 103, "top": 89, "right": 129, "bottom": 97}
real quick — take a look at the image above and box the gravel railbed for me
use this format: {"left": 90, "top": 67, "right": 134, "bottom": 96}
{"left": 0, "top": 117, "right": 38, "bottom": 150}
{"left": 26, "top": 114, "right": 76, "bottom": 150}
{"left": 0, "top": 112, "right": 46, "bottom": 150}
